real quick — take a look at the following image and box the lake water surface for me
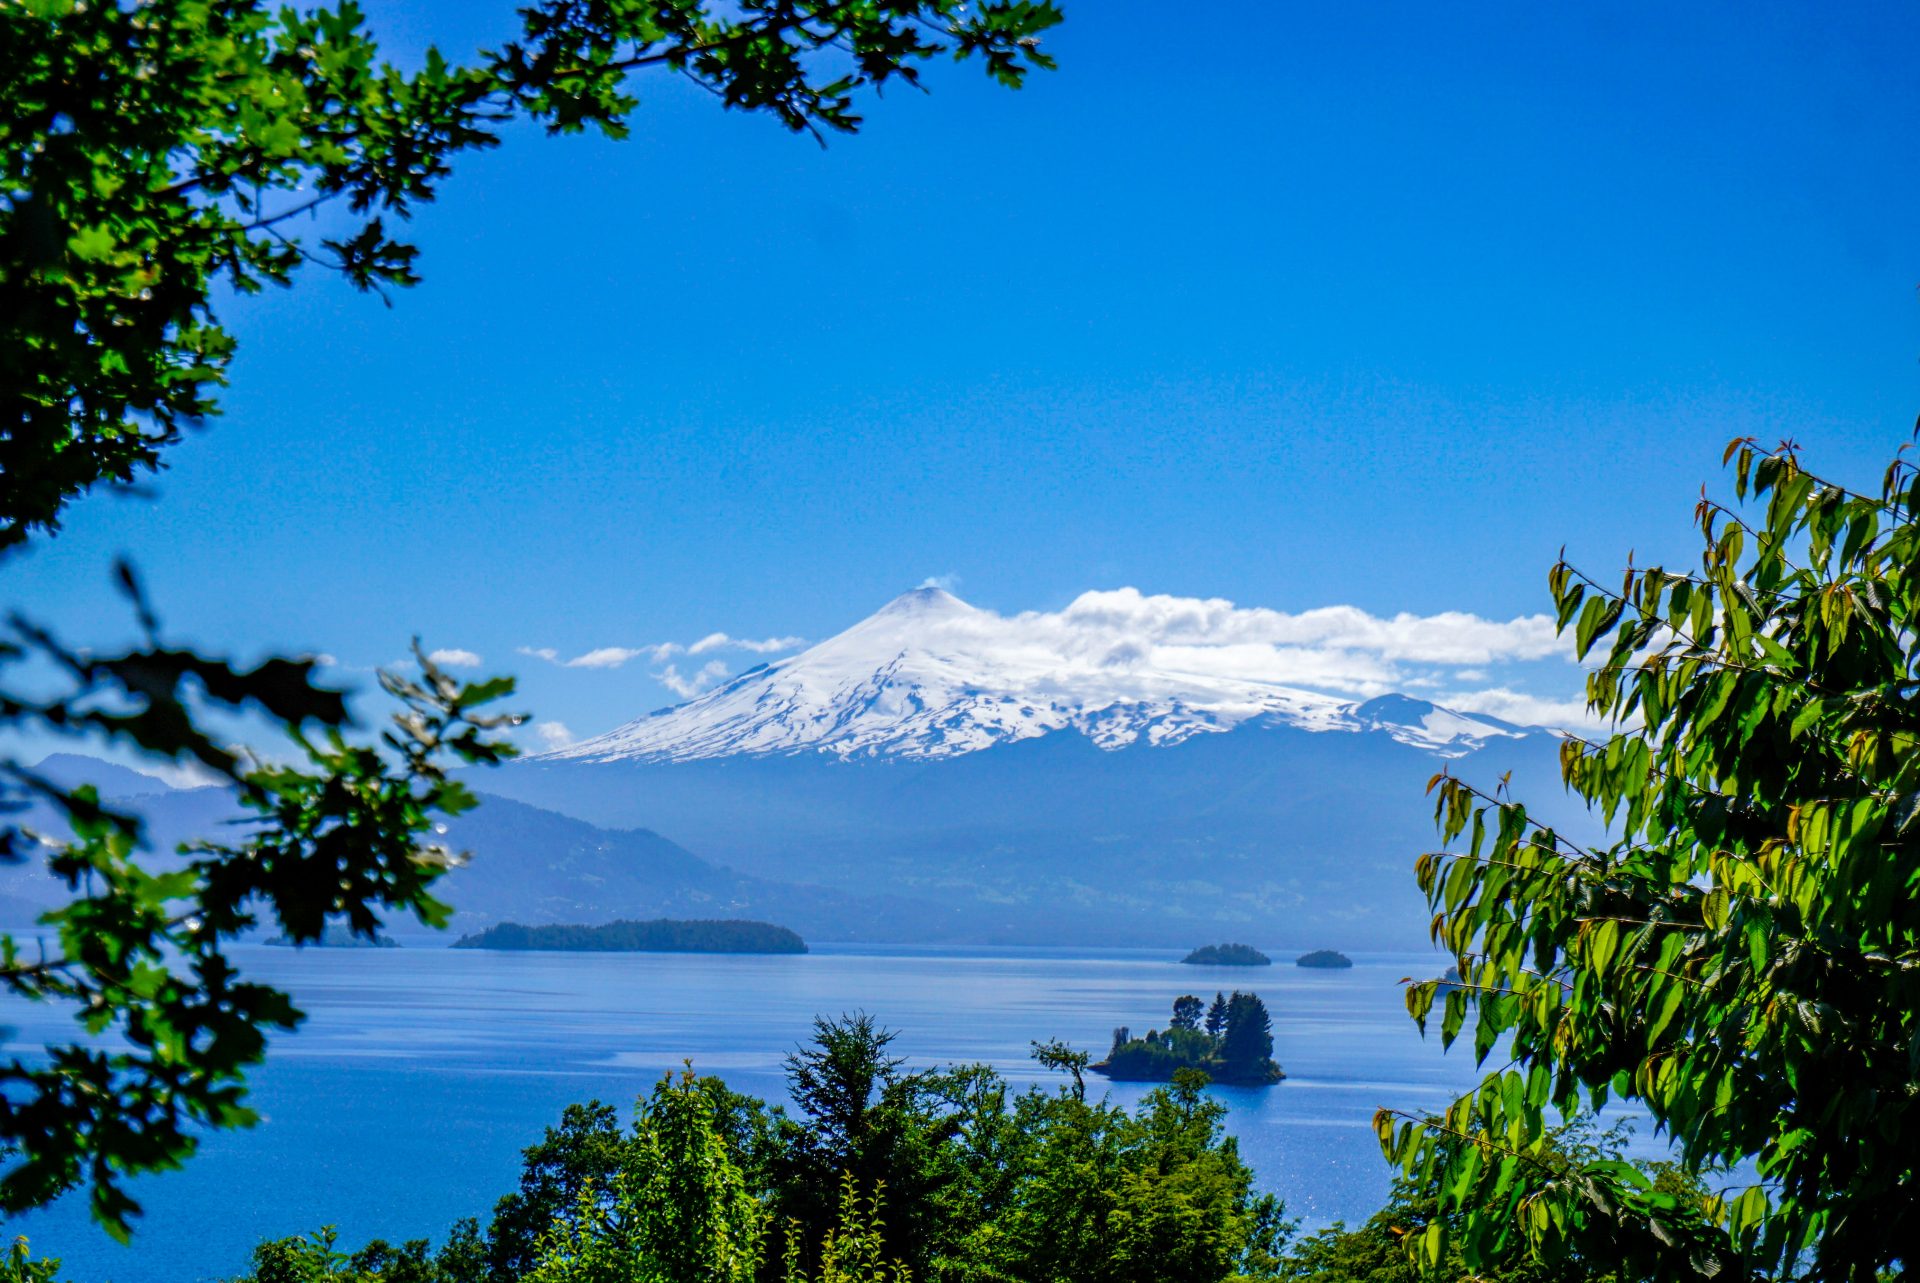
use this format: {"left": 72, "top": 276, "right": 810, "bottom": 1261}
{"left": 5, "top": 943, "right": 1525, "bottom": 1282}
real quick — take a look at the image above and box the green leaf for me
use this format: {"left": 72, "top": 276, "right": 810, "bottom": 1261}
{"left": 66, "top": 225, "right": 117, "bottom": 261}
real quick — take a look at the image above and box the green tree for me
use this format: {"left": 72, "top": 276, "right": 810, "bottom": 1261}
{"left": 471, "top": 1075, "right": 775, "bottom": 1283}
{"left": 522, "top": 1072, "right": 767, "bottom": 1283}
{"left": 772, "top": 1014, "right": 967, "bottom": 1278}
{"left": 1379, "top": 439, "right": 1920, "bottom": 1281}
{"left": 481, "top": 1101, "right": 629, "bottom": 1283}
{"left": 958, "top": 1065, "right": 1289, "bottom": 1283}
{"left": 1287, "top": 1117, "right": 1711, "bottom": 1283}
{"left": 238, "top": 1031, "right": 1286, "bottom": 1283}
{"left": 343, "top": 1239, "right": 447, "bottom": 1283}
{"left": 1105, "top": 1071, "right": 1283, "bottom": 1282}
{"left": 243, "top": 1226, "right": 371, "bottom": 1283}
{"left": 0, "top": 0, "right": 1061, "bottom": 547}
{"left": 518, "top": 1181, "right": 637, "bottom": 1283}
{"left": 1219, "top": 992, "right": 1275, "bottom": 1078}
{"left": 0, "top": 0, "right": 1060, "bottom": 1239}
{"left": 0, "top": 1238, "right": 63, "bottom": 1283}
{"left": 1205, "top": 991, "right": 1228, "bottom": 1038}
{"left": 625, "top": 1070, "right": 767, "bottom": 1282}
{"left": 1172, "top": 994, "right": 1205, "bottom": 1032}
{"left": 243, "top": 1224, "right": 474, "bottom": 1282}
{"left": 1029, "top": 1037, "right": 1090, "bottom": 1099}
{"left": 782, "top": 1013, "right": 907, "bottom": 1168}
{"left": 778, "top": 1177, "right": 910, "bottom": 1283}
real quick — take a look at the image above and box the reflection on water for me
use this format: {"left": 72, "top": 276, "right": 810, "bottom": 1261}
{"left": 5, "top": 943, "right": 1495, "bottom": 1283}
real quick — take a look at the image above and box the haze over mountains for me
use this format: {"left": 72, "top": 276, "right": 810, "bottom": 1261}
{"left": 486, "top": 587, "right": 1590, "bottom": 946}
{"left": 10, "top": 588, "right": 1594, "bottom": 948}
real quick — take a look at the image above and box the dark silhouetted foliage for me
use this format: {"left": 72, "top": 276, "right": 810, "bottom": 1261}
{"left": 0, "top": 0, "right": 1060, "bottom": 1242}
{"left": 0, "top": 0, "right": 1062, "bottom": 547}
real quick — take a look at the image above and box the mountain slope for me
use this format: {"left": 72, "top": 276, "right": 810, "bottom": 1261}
{"left": 489, "top": 713, "right": 1585, "bottom": 948}
{"left": 3, "top": 760, "right": 899, "bottom": 940}
{"left": 436, "top": 793, "right": 916, "bottom": 938}
{"left": 27, "top": 753, "right": 185, "bottom": 799}
{"left": 491, "top": 587, "right": 1588, "bottom": 947}
{"left": 544, "top": 587, "right": 1530, "bottom": 764}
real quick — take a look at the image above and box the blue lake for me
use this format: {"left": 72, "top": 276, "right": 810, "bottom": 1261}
{"left": 4, "top": 943, "right": 1549, "bottom": 1282}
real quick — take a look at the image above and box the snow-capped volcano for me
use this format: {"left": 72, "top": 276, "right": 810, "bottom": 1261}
{"left": 541, "top": 587, "right": 1535, "bottom": 764}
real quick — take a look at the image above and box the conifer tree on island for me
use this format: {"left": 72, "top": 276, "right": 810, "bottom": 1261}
{"left": 1096, "top": 992, "right": 1283, "bottom": 1085}
{"left": 1205, "top": 991, "right": 1229, "bottom": 1038}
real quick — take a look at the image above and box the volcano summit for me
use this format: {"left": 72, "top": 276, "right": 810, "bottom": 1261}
{"left": 541, "top": 586, "right": 1535, "bottom": 764}
{"left": 484, "top": 588, "right": 1582, "bottom": 947}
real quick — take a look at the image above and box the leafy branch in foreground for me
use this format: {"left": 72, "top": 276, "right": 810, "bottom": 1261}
{"left": 1288, "top": 1115, "right": 1711, "bottom": 1283}
{"left": 0, "top": 574, "right": 522, "bottom": 1237}
{"left": 0, "top": 0, "right": 1063, "bottom": 1244}
{"left": 0, "top": 0, "right": 1061, "bottom": 548}
{"left": 1378, "top": 438, "right": 1920, "bottom": 1282}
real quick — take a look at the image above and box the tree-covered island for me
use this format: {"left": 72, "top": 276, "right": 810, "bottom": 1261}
{"left": 1093, "top": 992, "right": 1284, "bottom": 1085}
{"left": 1181, "top": 942, "right": 1272, "bottom": 966}
{"left": 453, "top": 919, "right": 807, "bottom": 954}
{"left": 1295, "top": 949, "right": 1353, "bottom": 969}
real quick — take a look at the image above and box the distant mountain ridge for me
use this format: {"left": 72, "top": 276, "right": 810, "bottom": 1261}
{"left": 542, "top": 587, "right": 1534, "bottom": 764}
{"left": 28, "top": 752, "right": 193, "bottom": 799}
{"left": 0, "top": 763, "right": 904, "bottom": 941}
{"left": 488, "top": 709, "right": 1586, "bottom": 947}
{"left": 11, "top": 589, "right": 1590, "bottom": 948}
{"left": 473, "top": 587, "right": 1592, "bottom": 947}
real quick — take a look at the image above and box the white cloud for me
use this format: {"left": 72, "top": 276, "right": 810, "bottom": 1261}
{"left": 517, "top": 586, "right": 1584, "bottom": 727}
{"left": 1427, "top": 688, "right": 1603, "bottom": 732}
{"left": 867, "top": 587, "right": 1574, "bottom": 703}
{"left": 655, "top": 660, "right": 730, "bottom": 698}
{"left": 533, "top": 721, "right": 577, "bottom": 751}
{"left": 564, "top": 646, "right": 665, "bottom": 670}
{"left": 1051, "top": 588, "right": 1566, "bottom": 665}
{"left": 833, "top": 585, "right": 1588, "bottom": 723}
{"left": 427, "top": 648, "right": 483, "bottom": 669}
{"left": 146, "top": 758, "right": 228, "bottom": 789}
{"left": 920, "top": 573, "right": 962, "bottom": 592}
{"left": 518, "top": 633, "right": 805, "bottom": 670}
{"left": 518, "top": 643, "right": 662, "bottom": 669}
{"left": 688, "top": 632, "right": 807, "bottom": 656}
{"left": 1149, "top": 640, "right": 1401, "bottom": 693}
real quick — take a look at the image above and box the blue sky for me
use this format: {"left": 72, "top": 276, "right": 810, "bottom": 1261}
{"left": 9, "top": 0, "right": 1919, "bottom": 753}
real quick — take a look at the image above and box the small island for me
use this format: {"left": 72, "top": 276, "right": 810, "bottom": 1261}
{"left": 1092, "top": 991, "right": 1284, "bottom": 1085}
{"left": 1181, "top": 942, "right": 1271, "bottom": 967}
{"left": 1295, "top": 949, "right": 1353, "bottom": 969}
{"left": 453, "top": 918, "right": 807, "bottom": 955}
